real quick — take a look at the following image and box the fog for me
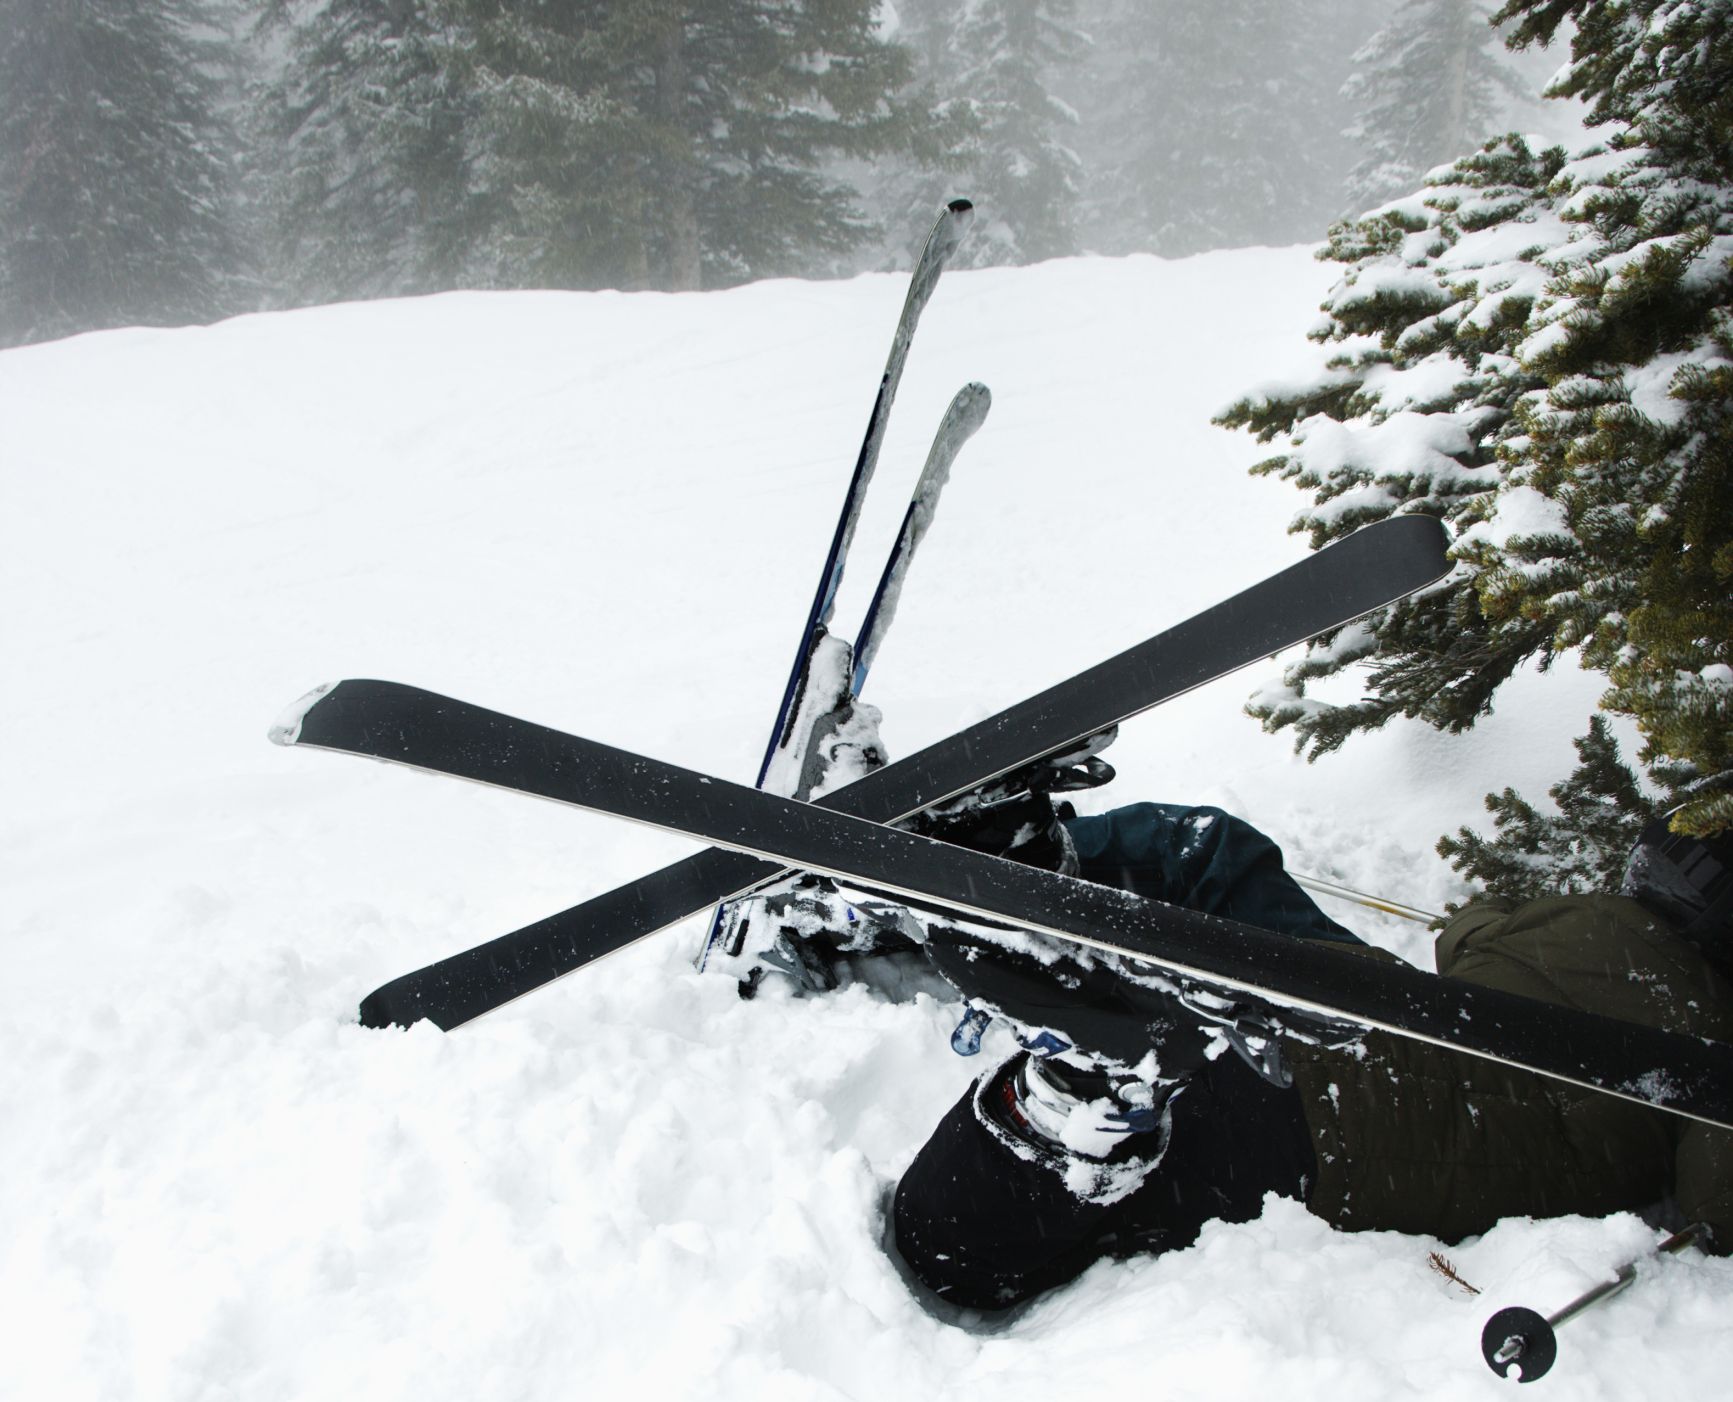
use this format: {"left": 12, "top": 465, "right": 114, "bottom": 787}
{"left": 0, "top": 0, "right": 1585, "bottom": 348}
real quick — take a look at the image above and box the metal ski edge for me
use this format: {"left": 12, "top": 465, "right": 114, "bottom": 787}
{"left": 285, "top": 686, "right": 1733, "bottom": 1128}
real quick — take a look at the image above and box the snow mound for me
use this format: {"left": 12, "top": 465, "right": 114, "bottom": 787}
{"left": 5, "top": 249, "right": 1721, "bottom": 1400}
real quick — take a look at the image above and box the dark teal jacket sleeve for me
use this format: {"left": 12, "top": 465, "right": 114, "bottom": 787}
{"left": 1063, "top": 802, "right": 1360, "bottom": 945}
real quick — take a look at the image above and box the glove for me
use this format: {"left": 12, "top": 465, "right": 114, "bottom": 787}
{"left": 903, "top": 734, "right": 1118, "bottom": 875}
{"left": 906, "top": 787, "right": 1081, "bottom": 875}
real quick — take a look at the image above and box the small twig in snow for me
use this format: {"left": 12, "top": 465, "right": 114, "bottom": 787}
{"left": 1429, "top": 1251, "right": 1481, "bottom": 1295}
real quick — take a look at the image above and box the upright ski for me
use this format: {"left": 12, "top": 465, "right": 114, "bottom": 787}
{"left": 689, "top": 379, "right": 991, "bottom": 970}
{"left": 701, "top": 199, "right": 975, "bottom": 971}
{"left": 274, "top": 680, "right": 1733, "bottom": 1129}
{"left": 288, "top": 516, "right": 1450, "bottom": 1030}
{"left": 753, "top": 197, "right": 974, "bottom": 799}
{"left": 851, "top": 381, "right": 992, "bottom": 695}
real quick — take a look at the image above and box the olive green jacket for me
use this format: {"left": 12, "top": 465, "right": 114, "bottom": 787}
{"left": 1288, "top": 895, "right": 1733, "bottom": 1248}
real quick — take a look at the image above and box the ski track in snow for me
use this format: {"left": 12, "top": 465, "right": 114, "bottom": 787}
{"left": 3, "top": 249, "right": 1725, "bottom": 1400}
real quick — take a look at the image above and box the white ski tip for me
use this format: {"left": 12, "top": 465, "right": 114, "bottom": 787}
{"left": 269, "top": 682, "right": 337, "bottom": 746}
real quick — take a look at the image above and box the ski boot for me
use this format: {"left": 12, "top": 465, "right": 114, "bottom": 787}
{"left": 702, "top": 716, "right": 1118, "bottom": 997}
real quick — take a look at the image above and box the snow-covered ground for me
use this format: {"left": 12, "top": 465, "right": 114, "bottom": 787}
{"left": 4, "top": 246, "right": 1725, "bottom": 1400}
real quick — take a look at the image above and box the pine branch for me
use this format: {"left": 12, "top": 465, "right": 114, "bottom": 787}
{"left": 1428, "top": 1251, "right": 1482, "bottom": 1295}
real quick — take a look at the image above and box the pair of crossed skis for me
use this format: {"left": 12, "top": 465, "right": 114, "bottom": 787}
{"left": 272, "top": 515, "right": 1733, "bottom": 1131}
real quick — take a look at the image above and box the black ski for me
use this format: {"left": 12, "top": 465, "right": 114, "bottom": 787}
{"left": 283, "top": 516, "right": 1449, "bottom": 1030}
{"left": 276, "top": 679, "right": 1733, "bottom": 1129}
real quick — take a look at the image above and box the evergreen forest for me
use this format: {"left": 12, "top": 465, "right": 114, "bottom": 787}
{"left": 1, "top": 0, "right": 1567, "bottom": 346}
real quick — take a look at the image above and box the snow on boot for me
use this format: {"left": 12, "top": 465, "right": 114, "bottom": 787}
{"left": 907, "top": 786, "right": 1081, "bottom": 874}
{"left": 975, "top": 1048, "right": 1180, "bottom": 1205}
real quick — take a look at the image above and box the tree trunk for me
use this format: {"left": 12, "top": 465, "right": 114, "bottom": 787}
{"left": 655, "top": 13, "right": 702, "bottom": 292}
{"left": 1442, "top": 0, "right": 1471, "bottom": 167}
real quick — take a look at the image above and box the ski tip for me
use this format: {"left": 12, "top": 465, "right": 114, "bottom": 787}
{"left": 357, "top": 984, "right": 422, "bottom": 1031}
{"left": 956, "top": 381, "right": 991, "bottom": 418}
{"left": 269, "top": 682, "right": 337, "bottom": 747}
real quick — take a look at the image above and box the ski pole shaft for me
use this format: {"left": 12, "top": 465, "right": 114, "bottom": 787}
{"left": 1482, "top": 1223, "right": 1707, "bottom": 1382}
{"left": 1544, "top": 1223, "right": 1703, "bottom": 1330}
{"left": 1291, "top": 872, "right": 1441, "bottom": 924}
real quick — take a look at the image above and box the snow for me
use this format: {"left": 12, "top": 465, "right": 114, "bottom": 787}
{"left": 1357, "top": 353, "right": 1476, "bottom": 412}
{"left": 1623, "top": 346, "right": 1713, "bottom": 427}
{"left": 4, "top": 246, "right": 1727, "bottom": 1401}
{"left": 1556, "top": 141, "right": 1643, "bottom": 191}
{"left": 268, "top": 684, "right": 333, "bottom": 747}
{"left": 1680, "top": 233, "right": 1733, "bottom": 295}
{"left": 1458, "top": 484, "right": 1572, "bottom": 554}
{"left": 1334, "top": 263, "right": 1448, "bottom": 310}
{"left": 1280, "top": 408, "right": 1498, "bottom": 523}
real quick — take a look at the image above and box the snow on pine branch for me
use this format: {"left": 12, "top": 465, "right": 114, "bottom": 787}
{"left": 1213, "top": 104, "right": 1731, "bottom": 763}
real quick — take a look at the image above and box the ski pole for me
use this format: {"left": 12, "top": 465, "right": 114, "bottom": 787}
{"left": 1480, "top": 1223, "right": 1708, "bottom": 1382}
{"left": 1291, "top": 872, "right": 1441, "bottom": 924}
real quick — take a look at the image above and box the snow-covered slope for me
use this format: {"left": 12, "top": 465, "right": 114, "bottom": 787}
{"left": 3, "top": 249, "right": 1723, "bottom": 1400}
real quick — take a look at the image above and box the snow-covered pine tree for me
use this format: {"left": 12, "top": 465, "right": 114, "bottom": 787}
{"left": 443, "top": 0, "right": 651, "bottom": 291}
{"left": 1216, "top": 0, "right": 1733, "bottom": 876}
{"left": 1435, "top": 715, "right": 1659, "bottom": 901}
{"left": 842, "top": 0, "right": 1083, "bottom": 271}
{"left": 255, "top": 0, "right": 485, "bottom": 304}
{"left": 1219, "top": 134, "right": 1564, "bottom": 746}
{"left": 0, "top": 0, "right": 239, "bottom": 346}
{"left": 1069, "top": 0, "right": 1377, "bottom": 258}
{"left": 1485, "top": 0, "right": 1733, "bottom": 839}
{"left": 257, "top": 1, "right": 914, "bottom": 297}
{"left": 607, "top": 0, "right": 918, "bottom": 289}
{"left": 943, "top": 0, "right": 1085, "bottom": 266}
{"left": 1340, "top": 0, "right": 1526, "bottom": 216}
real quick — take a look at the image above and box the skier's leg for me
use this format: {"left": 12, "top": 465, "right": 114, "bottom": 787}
{"left": 1066, "top": 802, "right": 1361, "bottom": 945}
{"left": 893, "top": 799, "right": 1344, "bottom": 1308}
